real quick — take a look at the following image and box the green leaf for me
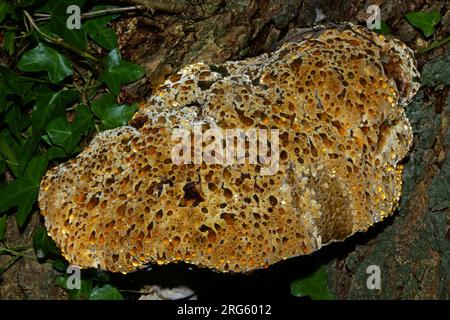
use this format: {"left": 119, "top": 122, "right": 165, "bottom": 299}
{"left": 12, "top": 0, "right": 35, "bottom": 8}
{"left": 406, "top": 11, "right": 442, "bottom": 37}
{"left": 55, "top": 274, "right": 93, "bottom": 300}
{"left": 0, "top": 0, "right": 14, "bottom": 23}
{"left": 291, "top": 265, "right": 334, "bottom": 300}
{"left": 33, "top": 226, "right": 59, "bottom": 258}
{"left": 70, "top": 104, "right": 95, "bottom": 137}
{"left": 32, "top": 89, "right": 79, "bottom": 137}
{"left": 0, "top": 129, "right": 22, "bottom": 177}
{"left": 0, "top": 66, "right": 20, "bottom": 113}
{"left": 103, "top": 48, "right": 121, "bottom": 69}
{"left": 20, "top": 82, "right": 43, "bottom": 107}
{"left": 0, "top": 155, "right": 5, "bottom": 175}
{"left": 373, "top": 21, "right": 391, "bottom": 36}
{"left": 52, "top": 258, "right": 68, "bottom": 272}
{"left": 90, "top": 285, "right": 123, "bottom": 300}
{"left": 69, "top": 280, "right": 93, "bottom": 300}
{"left": 0, "top": 155, "right": 48, "bottom": 226}
{"left": 0, "top": 66, "right": 19, "bottom": 92}
{"left": 4, "top": 105, "right": 22, "bottom": 139}
{"left": 100, "top": 49, "right": 145, "bottom": 95}
{"left": 46, "top": 0, "right": 87, "bottom": 50}
{"left": 46, "top": 105, "right": 94, "bottom": 153}
{"left": 17, "top": 136, "right": 41, "bottom": 176}
{"left": 0, "top": 215, "right": 6, "bottom": 241}
{"left": 2, "top": 31, "right": 15, "bottom": 55}
{"left": 84, "top": 22, "right": 118, "bottom": 50}
{"left": 54, "top": 275, "right": 67, "bottom": 288}
{"left": 44, "top": 145, "right": 73, "bottom": 160}
{"left": 91, "top": 92, "right": 116, "bottom": 109}
{"left": 46, "top": 118, "right": 75, "bottom": 152}
{"left": 92, "top": 93, "right": 137, "bottom": 130}
{"left": 18, "top": 43, "right": 73, "bottom": 84}
{"left": 38, "top": 0, "right": 85, "bottom": 13}
{"left": 83, "top": 8, "right": 119, "bottom": 50}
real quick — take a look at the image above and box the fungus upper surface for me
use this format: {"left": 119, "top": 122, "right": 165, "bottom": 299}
{"left": 38, "top": 24, "right": 420, "bottom": 273}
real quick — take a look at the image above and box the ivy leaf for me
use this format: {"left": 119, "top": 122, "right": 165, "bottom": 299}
{"left": 0, "top": 155, "right": 48, "bottom": 227}
{"left": 69, "top": 280, "right": 93, "bottom": 300}
{"left": 46, "top": 0, "right": 88, "bottom": 50}
{"left": 20, "top": 82, "right": 43, "bottom": 107}
{"left": 84, "top": 22, "right": 118, "bottom": 50}
{"left": 2, "top": 31, "right": 15, "bottom": 55}
{"left": 11, "top": 0, "right": 35, "bottom": 8}
{"left": 44, "top": 145, "right": 74, "bottom": 160}
{"left": 17, "top": 136, "right": 41, "bottom": 177}
{"left": 89, "top": 285, "right": 123, "bottom": 300}
{"left": 26, "top": 88, "right": 77, "bottom": 168}
{"left": 103, "top": 48, "right": 121, "bottom": 69}
{"left": 100, "top": 49, "right": 145, "bottom": 95}
{"left": 38, "top": 0, "right": 85, "bottom": 12}
{"left": 33, "top": 226, "right": 59, "bottom": 258}
{"left": 0, "top": 129, "right": 22, "bottom": 177}
{"left": 83, "top": 7, "right": 119, "bottom": 50}
{"left": 55, "top": 275, "right": 93, "bottom": 300}
{"left": 0, "top": 0, "right": 14, "bottom": 23}
{"left": 406, "top": 11, "right": 442, "bottom": 37}
{"left": 0, "top": 154, "right": 5, "bottom": 175}
{"left": 45, "top": 118, "right": 73, "bottom": 152}
{"left": 18, "top": 43, "right": 73, "bottom": 84}
{"left": 373, "top": 21, "right": 391, "bottom": 36}
{"left": 46, "top": 105, "right": 94, "bottom": 153}
{"left": 52, "top": 259, "right": 69, "bottom": 272}
{"left": 32, "top": 89, "right": 79, "bottom": 137}
{"left": 291, "top": 265, "right": 334, "bottom": 300}
{"left": 70, "top": 104, "right": 95, "bottom": 137}
{"left": 0, "top": 66, "right": 19, "bottom": 92}
{"left": 0, "top": 66, "right": 20, "bottom": 113}
{"left": 4, "top": 105, "right": 22, "bottom": 139}
{"left": 92, "top": 93, "right": 137, "bottom": 130}
{"left": 0, "top": 214, "right": 6, "bottom": 241}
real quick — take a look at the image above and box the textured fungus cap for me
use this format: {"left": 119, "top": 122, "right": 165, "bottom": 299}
{"left": 39, "top": 24, "right": 420, "bottom": 273}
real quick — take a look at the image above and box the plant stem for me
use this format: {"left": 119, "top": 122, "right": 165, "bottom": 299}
{"left": 0, "top": 248, "right": 33, "bottom": 275}
{"left": 117, "top": 0, "right": 187, "bottom": 13}
{"left": 0, "top": 25, "right": 18, "bottom": 30}
{"left": 417, "top": 35, "right": 450, "bottom": 54}
{"left": 83, "top": 5, "right": 144, "bottom": 19}
{"left": 118, "top": 289, "right": 148, "bottom": 294}
{"left": 0, "top": 247, "right": 32, "bottom": 256}
{"left": 34, "top": 5, "right": 143, "bottom": 22}
{"left": 19, "top": 75, "right": 50, "bottom": 83}
{"left": 23, "top": 10, "right": 100, "bottom": 63}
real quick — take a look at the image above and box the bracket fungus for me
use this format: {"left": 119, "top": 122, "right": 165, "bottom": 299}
{"left": 38, "top": 24, "right": 420, "bottom": 273}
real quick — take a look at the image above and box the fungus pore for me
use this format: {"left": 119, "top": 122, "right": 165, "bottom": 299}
{"left": 38, "top": 24, "right": 420, "bottom": 273}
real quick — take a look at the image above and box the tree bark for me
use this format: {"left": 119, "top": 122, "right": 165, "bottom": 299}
{"left": 327, "top": 56, "right": 450, "bottom": 299}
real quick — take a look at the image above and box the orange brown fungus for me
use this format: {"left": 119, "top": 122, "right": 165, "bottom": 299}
{"left": 38, "top": 24, "right": 420, "bottom": 273}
